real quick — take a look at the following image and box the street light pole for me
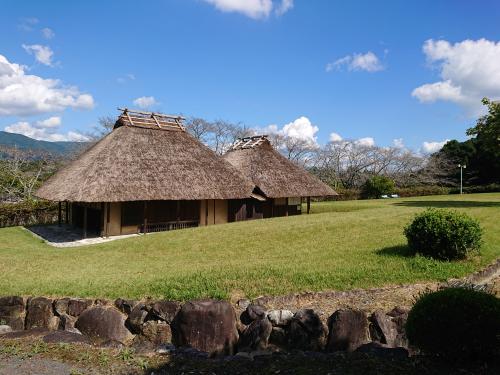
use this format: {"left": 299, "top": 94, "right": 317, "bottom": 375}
{"left": 458, "top": 164, "right": 466, "bottom": 194}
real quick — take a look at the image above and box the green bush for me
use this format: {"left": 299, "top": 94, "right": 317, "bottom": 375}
{"left": 406, "top": 288, "right": 500, "bottom": 360}
{"left": 361, "top": 175, "right": 395, "bottom": 199}
{"left": 404, "top": 208, "right": 482, "bottom": 260}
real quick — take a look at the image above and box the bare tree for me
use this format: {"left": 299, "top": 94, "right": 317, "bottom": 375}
{"left": 85, "top": 116, "right": 115, "bottom": 142}
{"left": 185, "top": 117, "right": 213, "bottom": 144}
{"left": 0, "top": 146, "right": 58, "bottom": 202}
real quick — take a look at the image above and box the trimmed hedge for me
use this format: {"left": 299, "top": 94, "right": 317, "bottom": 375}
{"left": 404, "top": 208, "right": 482, "bottom": 260}
{"left": 406, "top": 288, "right": 500, "bottom": 360}
{"left": 0, "top": 200, "right": 62, "bottom": 228}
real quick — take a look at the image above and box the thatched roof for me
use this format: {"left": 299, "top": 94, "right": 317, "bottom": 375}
{"left": 35, "top": 110, "right": 254, "bottom": 202}
{"left": 223, "top": 136, "right": 337, "bottom": 198}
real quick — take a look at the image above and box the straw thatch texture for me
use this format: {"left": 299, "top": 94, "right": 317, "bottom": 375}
{"left": 223, "top": 139, "right": 337, "bottom": 198}
{"left": 36, "top": 125, "right": 255, "bottom": 202}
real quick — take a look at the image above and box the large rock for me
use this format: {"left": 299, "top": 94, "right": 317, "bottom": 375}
{"left": 148, "top": 300, "right": 180, "bottom": 323}
{"left": 327, "top": 309, "right": 370, "bottom": 352}
{"left": 67, "top": 299, "right": 93, "bottom": 317}
{"left": 267, "top": 310, "right": 293, "bottom": 327}
{"left": 387, "top": 307, "right": 409, "bottom": 348}
{"left": 246, "top": 304, "right": 267, "bottom": 321}
{"left": 75, "top": 306, "right": 134, "bottom": 345}
{"left": 127, "top": 303, "right": 149, "bottom": 334}
{"left": 25, "top": 297, "right": 59, "bottom": 330}
{"left": 0, "top": 296, "right": 26, "bottom": 330}
{"left": 288, "top": 309, "right": 327, "bottom": 351}
{"left": 142, "top": 320, "right": 172, "bottom": 345}
{"left": 0, "top": 327, "right": 50, "bottom": 339}
{"left": 172, "top": 299, "right": 238, "bottom": 355}
{"left": 369, "top": 310, "right": 398, "bottom": 347}
{"left": 269, "top": 326, "right": 288, "bottom": 348}
{"left": 58, "top": 313, "right": 77, "bottom": 331}
{"left": 238, "top": 317, "right": 272, "bottom": 351}
{"left": 114, "top": 298, "right": 138, "bottom": 315}
{"left": 54, "top": 298, "right": 70, "bottom": 316}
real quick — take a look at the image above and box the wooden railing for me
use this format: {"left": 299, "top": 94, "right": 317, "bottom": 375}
{"left": 140, "top": 220, "right": 199, "bottom": 233}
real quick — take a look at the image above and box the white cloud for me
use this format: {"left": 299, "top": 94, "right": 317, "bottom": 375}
{"left": 22, "top": 44, "right": 54, "bottom": 66}
{"left": 0, "top": 54, "right": 94, "bottom": 116}
{"left": 326, "top": 51, "right": 384, "bottom": 73}
{"left": 393, "top": 138, "right": 405, "bottom": 148}
{"left": 329, "top": 132, "right": 343, "bottom": 142}
{"left": 35, "top": 116, "right": 61, "bottom": 128}
{"left": 354, "top": 137, "right": 375, "bottom": 147}
{"left": 262, "top": 116, "right": 319, "bottom": 146}
{"left": 281, "top": 116, "right": 319, "bottom": 145}
{"left": 41, "top": 27, "right": 55, "bottom": 39}
{"left": 421, "top": 139, "right": 449, "bottom": 154}
{"left": 203, "top": 0, "right": 292, "bottom": 19}
{"left": 4, "top": 117, "right": 89, "bottom": 142}
{"left": 412, "top": 39, "right": 500, "bottom": 114}
{"left": 18, "top": 17, "right": 38, "bottom": 31}
{"left": 117, "top": 73, "right": 135, "bottom": 84}
{"left": 275, "top": 0, "right": 293, "bottom": 16}
{"left": 133, "top": 96, "right": 158, "bottom": 109}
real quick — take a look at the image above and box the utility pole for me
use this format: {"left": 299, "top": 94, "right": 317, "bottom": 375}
{"left": 458, "top": 164, "right": 466, "bottom": 194}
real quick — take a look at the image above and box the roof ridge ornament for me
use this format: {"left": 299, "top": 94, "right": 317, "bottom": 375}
{"left": 117, "top": 108, "right": 186, "bottom": 131}
{"left": 230, "top": 135, "right": 269, "bottom": 150}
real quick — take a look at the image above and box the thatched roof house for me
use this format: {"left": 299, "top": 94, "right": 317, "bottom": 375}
{"left": 35, "top": 111, "right": 336, "bottom": 237}
{"left": 223, "top": 135, "right": 337, "bottom": 220}
{"left": 36, "top": 109, "right": 254, "bottom": 237}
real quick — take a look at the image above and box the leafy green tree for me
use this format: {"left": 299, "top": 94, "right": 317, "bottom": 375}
{"left": 466, "top": 98, "right": 500, "bottom": 184}
{"left": 361, "top": 175, "right": 395, "bottom": 198}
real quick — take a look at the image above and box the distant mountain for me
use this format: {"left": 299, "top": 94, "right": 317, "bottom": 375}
{"left": 0, "top": 131, "right": 88, "bottom": 156}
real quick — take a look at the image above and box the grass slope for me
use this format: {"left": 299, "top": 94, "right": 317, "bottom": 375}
{"left": 0, "top": 193, "right": 498, "bottom": 300}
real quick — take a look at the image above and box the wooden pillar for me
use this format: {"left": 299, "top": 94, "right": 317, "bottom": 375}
{"left": 176, "top": 200, "right": 181, "bottom": 222}
{"left": 83, "top": 206, "right": 87, "bottom": 239}
{"left": 213, "top": 200, "right": 216, "bottom": 224}
{"left": 307, "top": 196, "right": 311, "bottom": 214}
{"left": 102, "top": 203, "right": 109, "bottom": 237}
{"left": 143, "top": 201, "right": 148, "bottom": 235}
{"left": 285, "top": 197, "right": 289, "bottom": 217}
{"left": 65, "top": 202, "right": 69, "bottom": 224}
{"left": 58, "top": 202, "right": 62, "bottom": 226}
{"left": 106, "top": 203, "right": 110, "bottom": 237}
{"left": 271, "top": 199, "right": 274, "bottom": 218}
{"left": 205, "top": 199, "right": 209, "bottom": 226}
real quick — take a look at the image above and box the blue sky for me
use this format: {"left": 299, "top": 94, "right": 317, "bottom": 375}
{"left": 1, "top": 0, "right": 500, "bottom": 152}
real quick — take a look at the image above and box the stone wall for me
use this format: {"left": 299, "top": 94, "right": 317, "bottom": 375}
{"left": 0, "top": 295, "right": 412, "bottom": 357}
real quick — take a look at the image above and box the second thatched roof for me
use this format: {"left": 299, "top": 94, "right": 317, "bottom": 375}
{"left": 35, "top": 111, "right": 254, "bottom": 202}
{"left": 223, "top": 136, "right": 337, "bottom": 198}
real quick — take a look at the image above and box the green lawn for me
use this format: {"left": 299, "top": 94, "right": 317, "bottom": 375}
{"left": 0, "top": 193, "right": 499, "bottom": 300}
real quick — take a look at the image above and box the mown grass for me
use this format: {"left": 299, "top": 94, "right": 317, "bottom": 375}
{"left": 0, "top": 193, "right": 498, "bottom": 300}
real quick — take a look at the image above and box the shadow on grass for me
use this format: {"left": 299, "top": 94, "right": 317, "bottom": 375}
{"left": 376, "top": 245, "right": 413, "bottom": 258}
{"left": 393, "top": 200, "right": 500, "bottom": 208}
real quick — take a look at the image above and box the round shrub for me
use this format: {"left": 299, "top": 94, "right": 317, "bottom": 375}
{"left": 361, "top": 175, "right": 395, "bottom": 199}
{"left": 404, "top": 208, "right": 482, "bottom": 260}
{"left": 406, "top": 287, "right": 500, "bottom": 360}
